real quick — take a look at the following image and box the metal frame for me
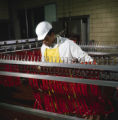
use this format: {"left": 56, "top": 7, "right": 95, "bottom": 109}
{"left": 0, "top": 102, "right": 83, "bottom": 120}
{"left": 0, "top": 60, "right": 118, "bottom": 72}
{"left": 0, "top": 71, "right": 118, "bottom": 87}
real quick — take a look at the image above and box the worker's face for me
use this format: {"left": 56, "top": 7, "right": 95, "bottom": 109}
{"left": 43, "top": 33, "right": 55, "bottom": 46}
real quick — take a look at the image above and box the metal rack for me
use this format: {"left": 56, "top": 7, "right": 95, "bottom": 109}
{"left": 0, "top": 38, "right": 118, "bottom": 54}
{"left": 0, "top": 38, "right": 42, "bottom": 53}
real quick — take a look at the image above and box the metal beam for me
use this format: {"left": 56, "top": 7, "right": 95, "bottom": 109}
{"left": 0, "top": 71, "right": 118, "bottom": 87}
{"left": 0, "top": 102, "right": 83, "bottom": 120}
{"left": 0, "top": 60, "right": 118, "bottom": 72}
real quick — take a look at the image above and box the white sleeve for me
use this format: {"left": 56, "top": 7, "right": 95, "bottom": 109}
{"left": 41, "top": 45, "right": 46, "bottom": 62}
{"left": 69, "top": 40, "right": 93, "bottom": 62}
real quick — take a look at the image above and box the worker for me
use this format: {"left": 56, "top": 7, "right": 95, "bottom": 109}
{"left": 35, "top": 21, "right": 93, "bottom": 64}
{"left": 34, "top": 21, "right": 114, "bottom": 120}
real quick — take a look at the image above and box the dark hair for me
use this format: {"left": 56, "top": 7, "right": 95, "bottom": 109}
{"left": 47, "top": 28, "right": 54, "bottom": 36}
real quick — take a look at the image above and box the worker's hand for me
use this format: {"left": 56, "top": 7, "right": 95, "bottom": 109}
{"left": 72, "top": 58, "right": 78, "bottom": 63}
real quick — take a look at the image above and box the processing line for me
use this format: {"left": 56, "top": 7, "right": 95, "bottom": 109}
{"left": 0, "top": 38, "right": 118, "bottom": 120}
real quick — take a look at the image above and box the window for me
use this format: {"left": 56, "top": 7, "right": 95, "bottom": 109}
{"left": 44, "top": 3, "right": 56, "bottom": 23}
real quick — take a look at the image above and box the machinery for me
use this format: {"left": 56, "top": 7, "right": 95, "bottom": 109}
{"left": 0, "top": 38, "right": 118, "bottom": 120}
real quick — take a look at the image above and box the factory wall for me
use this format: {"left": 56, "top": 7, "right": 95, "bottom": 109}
{"left": 6, "top": 0, "right": 118, "bottom": 44}
{"left": 57, "top": 0, "right": 118, "bottom": 45}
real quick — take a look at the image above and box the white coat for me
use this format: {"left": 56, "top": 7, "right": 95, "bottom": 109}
{"left": 41, "top": 36, "right": 93, "bottom": 63}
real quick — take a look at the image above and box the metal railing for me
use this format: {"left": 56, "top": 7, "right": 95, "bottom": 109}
{"left": 0, "top": 102, "right": 83, "bottom": 120}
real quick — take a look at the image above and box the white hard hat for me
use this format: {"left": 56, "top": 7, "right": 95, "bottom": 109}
{"left": 35, "top": 21, "right": 52, "bottom": 40}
